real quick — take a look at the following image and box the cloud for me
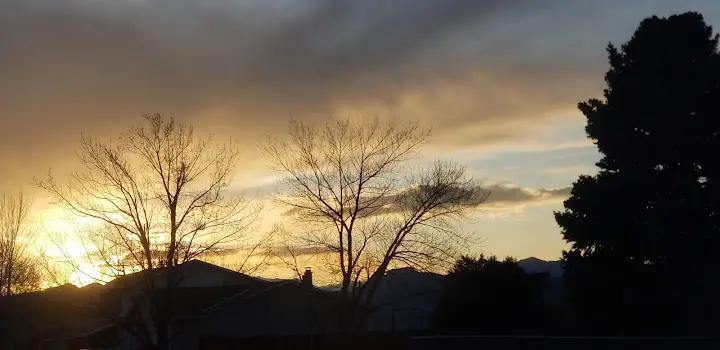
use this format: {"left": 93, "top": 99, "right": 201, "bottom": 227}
{"left": 0, "top": 0, "right": 609, "bottom": 183}
{"left": 4, "top": 0, "right": 719, "bottom": 195}
{"left": 274, "top": 180, "right": 571, "bottom": 219}
{"left": 378, "top": 183, "right": 571, "bottom": 213}
{"left": 274, "top": 245, "right": 336, "bottom": 258}
{"left": 483, "top": 184, "right": 571, "bottom": 208}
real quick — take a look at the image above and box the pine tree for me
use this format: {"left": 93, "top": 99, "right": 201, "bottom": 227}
{"left": 555, "top": 12, "right": 720, "bottom": 335}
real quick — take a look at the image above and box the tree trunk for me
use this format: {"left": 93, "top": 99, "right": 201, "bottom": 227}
{"left": 154, "top": 263, "right": 175, "bottom": 350}
{"left": 351, "top": 262, "right": 390, "bottom": 332}
{"left": 5, "top": 250, "right": 13, "bottom": 296}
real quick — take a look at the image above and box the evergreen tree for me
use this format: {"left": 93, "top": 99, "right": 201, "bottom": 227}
{"left": 555, "top": 12, "right": 720, "bottom": 335}
{"left": 431, "top": 255, "right": 548, "bottom": 334}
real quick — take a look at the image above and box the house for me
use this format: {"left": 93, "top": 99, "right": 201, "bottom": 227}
{"left": 365, "top": 267, "right": 445, "bottom": 332}
{"left": 1, "top": 260, "right": 340, "bottom": 350}
{"left": 169, "top": 279, "right": 340, "bottom": 350}
{"left": 0, "top": 282, "right": 112, "bottom": 350}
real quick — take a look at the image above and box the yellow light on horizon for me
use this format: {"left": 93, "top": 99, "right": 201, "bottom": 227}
{"left": 68, "top": 262, "right": 109, "bottom": 287}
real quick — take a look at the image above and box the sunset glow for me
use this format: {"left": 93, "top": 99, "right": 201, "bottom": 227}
{"left": 2, "top": 1, "right": 719, "bottom": 289}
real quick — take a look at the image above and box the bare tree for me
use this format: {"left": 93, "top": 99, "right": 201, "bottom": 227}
{"left": 0, "top": 192, "right": 42, "bottom": 296}
{"left": 35, "top": 114, "right": 263, "bottom": 349}
{"left": 260, "top": 118, "right": 488, "bottom": 330}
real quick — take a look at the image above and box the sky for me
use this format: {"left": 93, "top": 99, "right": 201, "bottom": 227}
{"left": 3, "top": 0, "right": 720, "bottom": 269}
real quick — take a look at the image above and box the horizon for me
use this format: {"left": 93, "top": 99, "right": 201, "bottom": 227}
{"left": 48, "top": 256, "right": 562, "bottom": 289}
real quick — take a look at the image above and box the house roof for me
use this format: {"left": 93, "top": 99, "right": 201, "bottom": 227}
{"left": 2, "top": 261, "right": 340, "bottom": 346}
{"left": 107, "top": 259, "right": 269, "bottom": 289}
{"left": 0, "top": 260, "right": 269, "bottom": 345}
{"left": 160, "top": 285, "right": 260, "bottom": 317}
{"left": 186, "top": 281, "right": 344, "bottom": 336}
{"left": 0, "top": 283, "right": 114, "bottom": 344}
{"left": 192, "top": 280, "right": 340, "bottom": 319}
{"left": 165, "top": 281, "right": 334, "bottom": 319}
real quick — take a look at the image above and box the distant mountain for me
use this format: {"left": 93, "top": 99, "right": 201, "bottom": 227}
{"left": 517, "top": 257, "right": 564, "bottom": 278}
{"left": 257, "top": 277, "right": 291, "bottom": 283}
{"left": 517, "top": 257, "right": 569, "bottom": 316}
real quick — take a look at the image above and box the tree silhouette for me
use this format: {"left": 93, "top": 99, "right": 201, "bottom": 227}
{"left": 260, "top": 118, "right": 488, "bottom": 331}
{"left": 555, "top": 12, "right": 720, "bottom": 335}
{"left": 431, "top": 255, "right": 548, "bottom": 334}
{"left": 35, "top": 114, "right": 264, "bottom": 349}
{"left": 0, "top": 192, "right": 41, "bottom": 295}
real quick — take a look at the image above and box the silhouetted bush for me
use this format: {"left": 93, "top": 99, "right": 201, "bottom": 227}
{"left": 431, "top": 255, "right": 554, "bottom": 334}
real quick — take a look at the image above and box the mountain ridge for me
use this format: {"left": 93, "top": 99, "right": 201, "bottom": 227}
{"left": 517, "top": 257, "right": 564, "bottom": 278}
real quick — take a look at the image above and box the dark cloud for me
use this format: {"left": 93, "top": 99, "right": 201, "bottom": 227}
{"left": 0, "top": 1, "right": 587, "bottom": 176}
{"left": 484, "top": 185, "right": 571, "bottom": 208}
{"left": 0, "top": 0, "right": 576, "bottom": 125}
{"left": 2, "top": 0, "right": 719, "bottom": 190}
{"left": 383, "top": 184, "right": 572, "bottom": 211}
{"left": 207, "top": 241, "right": 333, "bottom": 258}
{"left": 273, "top": 182, "right": 571, "bottom": 219}
{"left": 274, "top": 245, "right": 335, "bottom": 258}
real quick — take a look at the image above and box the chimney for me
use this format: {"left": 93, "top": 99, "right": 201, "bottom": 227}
{"left": 301, "top": 267, "right": 313, "bottom": 287}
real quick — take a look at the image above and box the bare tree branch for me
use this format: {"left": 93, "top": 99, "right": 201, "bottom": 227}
{"left": 259, "top": 117, "right": 488, "bottom": 330}
{"left": 34, "top": 113, "right": 265, "bottom": 349}
{"left": 0, "top": 191, "right": 42, "bottom": 295}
